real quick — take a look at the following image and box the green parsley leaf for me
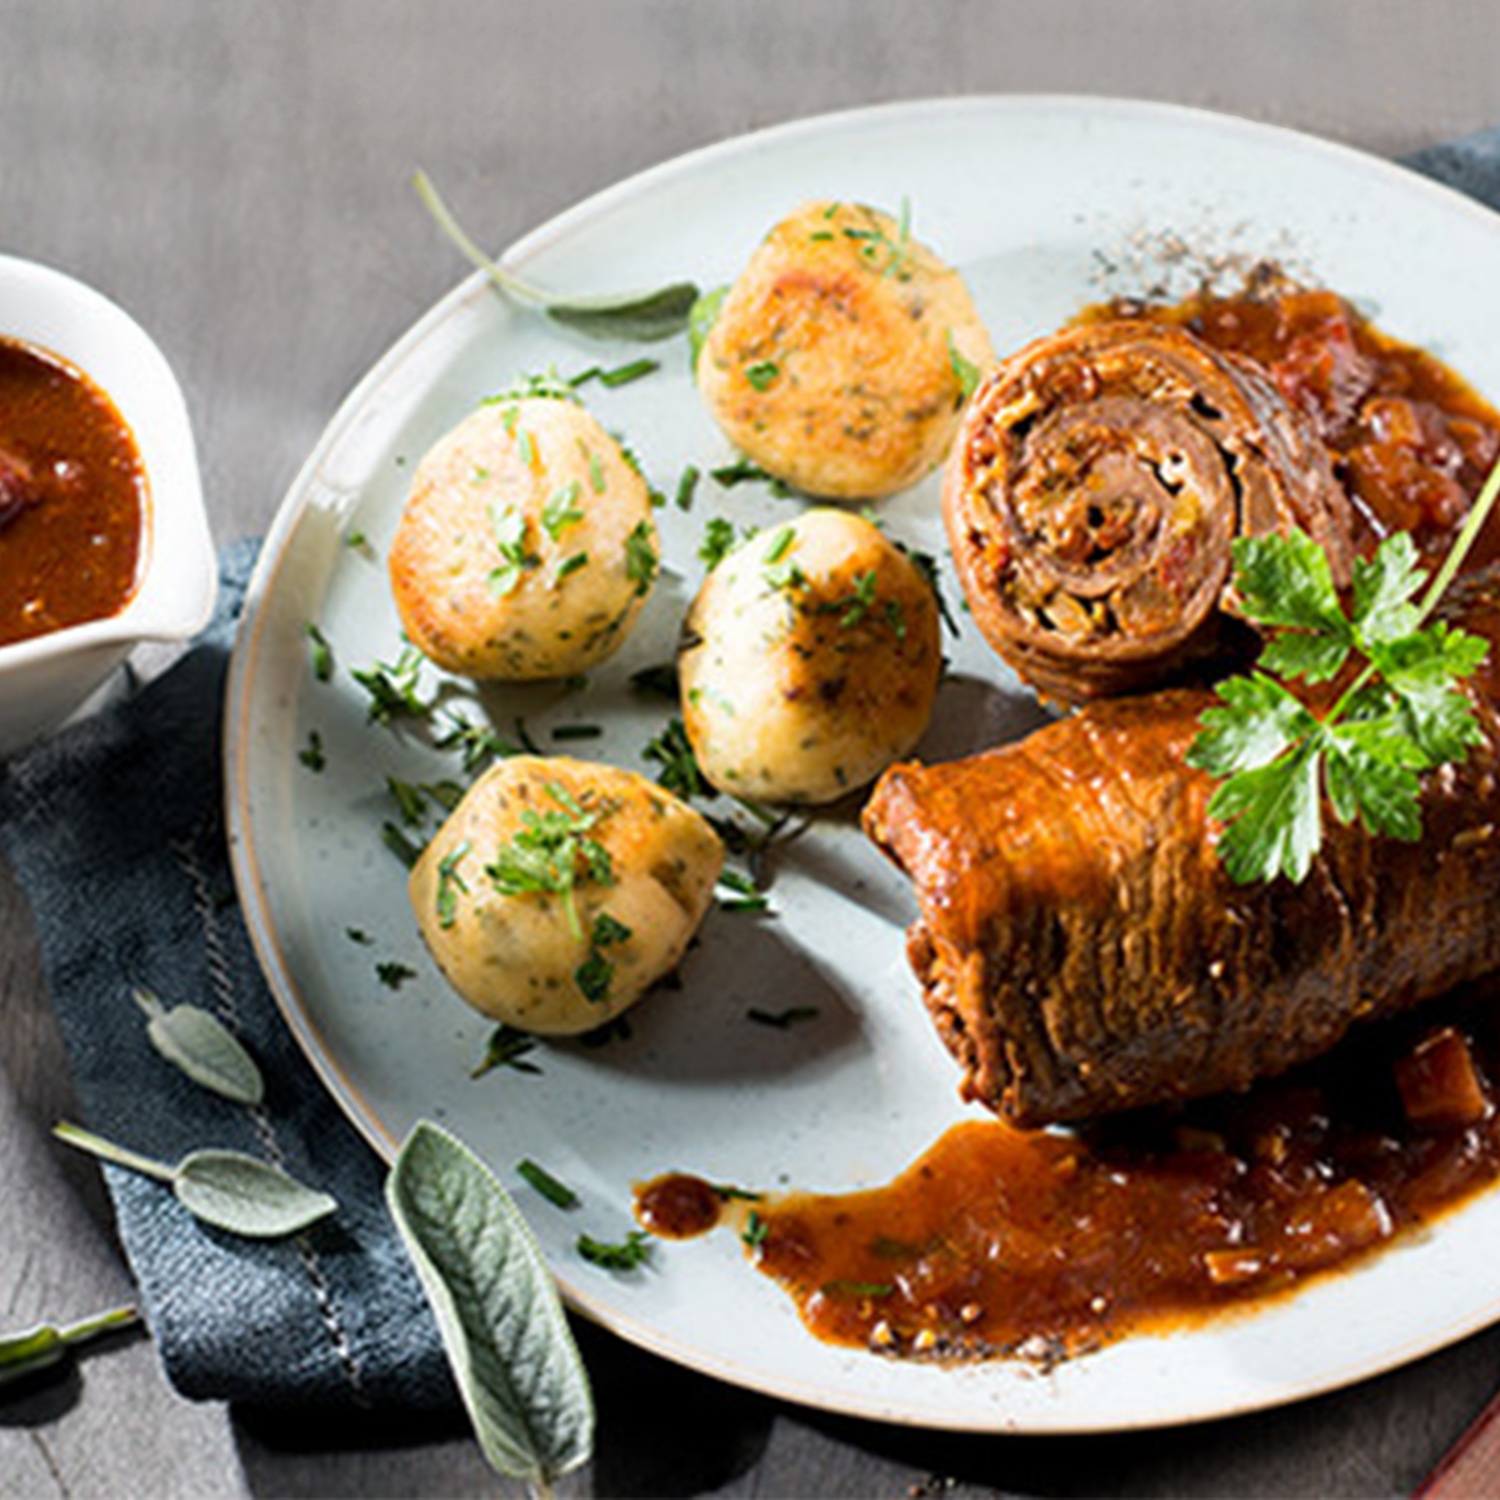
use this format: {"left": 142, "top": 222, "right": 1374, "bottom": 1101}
{"left": 1190, "top": 452, "right": 1500, "bottom": 885}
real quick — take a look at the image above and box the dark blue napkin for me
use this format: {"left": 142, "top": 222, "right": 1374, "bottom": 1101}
{"left": 4, "top": 127, "right": 1500, "bottom": 1415}
{"left": 0, "top": 539, "right": 454, "bottom": 1413}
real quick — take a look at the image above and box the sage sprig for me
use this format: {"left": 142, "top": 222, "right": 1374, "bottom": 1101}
{"left": 414, "top": 170, "right": 698, "bottom": 343}
{"left": 52, "top": 1122, "right": 336, "bottom": 1239}
{"left": 387, "top": 1121, "right": 594, "bottom": 1491}
{"left": 0, "top": 1305, "right": 140, "bottom": 1388}
{"left": 133, "top": 986, "right": 264, "bottom": 1106}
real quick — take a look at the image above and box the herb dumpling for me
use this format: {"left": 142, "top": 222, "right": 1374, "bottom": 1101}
{"left": 409, "top": 756, "right": 723, "bottom": 1035}
{"left": 679, "top": 508, "right": 943, "bottom": 804}
{"left": 389, "top": 383, "right": 660, "bottom": 680}
{"left": 694, "top": 200, "right": 994, "bottom": 500}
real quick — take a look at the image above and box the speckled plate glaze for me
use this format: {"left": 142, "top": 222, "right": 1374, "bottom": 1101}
{"left": 226, "top": 96, "right": 1500, "bottom": 1432}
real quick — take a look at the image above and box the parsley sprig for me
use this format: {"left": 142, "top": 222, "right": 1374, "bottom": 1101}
{"left": 1187, "top": 460, "right": 1500, "bottom": 885}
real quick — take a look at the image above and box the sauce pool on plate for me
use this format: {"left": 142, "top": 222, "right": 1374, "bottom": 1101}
{"left": 636, "top": 992, "right": 1500, "bottom": 1365}
{"left": 0, "top": 335, "right": 147, "bottom": 647}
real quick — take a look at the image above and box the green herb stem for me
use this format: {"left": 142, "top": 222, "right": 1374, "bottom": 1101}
{"left": 57, "top": 1304, "right": 141, "bottom": 1347}
{"left": 53, "top": 1121, "right": 176, "bottom": 1184}
{"left": 1418, "top": 453, "right": 1500, "bottom": 619}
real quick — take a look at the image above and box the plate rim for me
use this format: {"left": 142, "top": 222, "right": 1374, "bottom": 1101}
{"left": 223, "top": 91, "right": 1500, "bottom": 1434}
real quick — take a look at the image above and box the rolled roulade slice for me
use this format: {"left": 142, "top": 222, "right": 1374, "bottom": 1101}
{"left": 943, "top": 320, "right": 1355, "bottom": 703}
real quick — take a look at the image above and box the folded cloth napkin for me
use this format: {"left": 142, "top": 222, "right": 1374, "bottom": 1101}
{"left": 5, "top": 128, "right": 1500, "bottom": 1417}
{"left": 0, "top": 538, "right": 454, "bottom": 1414}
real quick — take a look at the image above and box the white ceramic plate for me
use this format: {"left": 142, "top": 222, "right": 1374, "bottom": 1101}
{"left": 226, "top": 96, "right": 1500, "bottom": 1432}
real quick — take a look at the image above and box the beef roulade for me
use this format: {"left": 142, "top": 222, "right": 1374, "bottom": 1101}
{"left": 944, "top": 319, "right": 1356, "bottom": 703}
{"left": 863, "top": 570, "right": 1500, "bottom": 1128}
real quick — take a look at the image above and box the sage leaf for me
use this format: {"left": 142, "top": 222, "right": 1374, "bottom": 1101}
{"left": 174, "top": 1151, "right": 339, "bottom": 1238}
{"left": 0, "top": 1306, "right": 140, "bottom": 1387}
{"left": 544, "top": 283, "right": 700, "bottom": 344}
{"left": 52, "top": 1122, "right": 337, "bottom": 1240}
{"left": 134, "top": 986, "right": 265, "bottom": 1105}
{"left": 413, "top": 169, "right": 697, "bottom": 343}
{"left": 387, "top": 1121, "right": 594, "bottom": 1485}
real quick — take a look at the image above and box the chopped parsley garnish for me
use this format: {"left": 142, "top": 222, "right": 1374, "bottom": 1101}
{"left": 550, "top": 722, "right": 602, "bottom": 742}
{"left": 304, "top": 622, "right": 333, "bottom": 682}
{"left": 485, "top": 782, "right": 615, "bottom": 940}
{"left": 570, "top": 356, "right": 661, "bottom": 389}
{"left": 710, "top": 1183, "right": 763, "bottom": 1203}
{"left": 517, "top": 1158, "right": 580, "bottom": 1209}
{"left": 386, "top": 776, "right": 428, "bottom": 826}
{"left": 629, "top": 662, "right": 679, "bottom": 699}
{"left": 591, "top": 912, "right": 633, "bottom": 947}
{"left": 422, "top": 779, "right": 467, "bottom": 813}
{"left": 744, "top": 359, "right": 780, "bottom": 391}
{"left": 351, "top": 645, "right": 432, "bottom": 724}
{"left": 576, "top": 1229, "right": 652, "bottom": 1271}
{"left": 947, "top": 328, "right": 983, "bottom": 399}
{"left": 741, "top": 1210, "right": 768, "bottom": 1249}
{"left": 540, "top": 480, "right": 584, "bottom": 540}
{"left": 674, "top": 464, "right": 700, "bottom": 512}
{"left": 748, "top": 1005, "right": 819, "bottom": 1028}
{"left": 382, "top": 821, "right": 424, "bottom": 869}
{"left": 584, "top": 444, "right": 607, "bottom": 493}
{"left": 513, "top": 716, "right": 544, "bottom": 754}
{"left": 375, "top": 961, "right": 418, "bottom": 991}
{"left": 624, "top": 520, "right": 659, "bottom": 595}
{"left": 298, "top": 730, "right": 326, "bottom": 772}
{"left": 575, "top": 910, "right": 632, "bottom": 1004}
{"left": 717, "top": 869, "right": 770, "bottom": 913}
{"left": 897, "top": 541, "right": 959, "bottom": 635}
{"left": 471, "top": 1023, "right": 543, "bottom": 1078}
{"left": 556, "top": 551, "right": 590, "bottom": 583}
{"left": 482, "top": 369, "right": 580, "bottom": 407}
{"left": 709, "top": 458, "right": 793, "bottom": 497}
{"left": 435, "top": 710, "right": 519, "bottom": 773}
{"left": 574, "top": 951, "right": 614, "bottom": 1005}
{"left": 643, "top": 718, "right": 710, "bottom": 800}
{"left": 761, "top": 525, "right": 805, "bottom": 592}
{"left": 698, "top": 516, "right": 748, "bottom": 571}
{"left": 487, "top": 499, "right": 540, "bottom": 597}
{"left": 578, "top": 1014, "right": 633, "bottom": 1048}
{"left": 843, "top": 197, "right": 912, "bottom": 278}
{"left": 837, "top": 569, "right": 879, "bottom": 628}
{"left": 435, "top": 841, "right": 471, "bottom": 929}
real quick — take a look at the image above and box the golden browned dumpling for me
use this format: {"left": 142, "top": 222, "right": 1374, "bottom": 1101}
{"left": 695, "top": 200, "right": 993, "bottom": 500}
{"left": 389, "top": 388, "right": 660, "bottom": 680}
{"left": 409, "top": 756, "right": 724, "bottom": 1035}
{"left": 678, "top": 508, "right": 943, "bottom": 804}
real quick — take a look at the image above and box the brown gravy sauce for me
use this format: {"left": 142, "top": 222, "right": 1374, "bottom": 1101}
{"left": 637, "top": 991, "right": 1500, "bottom": 1364}
{"left": 635, "top": 282, "right": 1500, "bottom": 1367}
{"left": 0, "top": 336, "right": 147, "bottom": 648}
{"left": 1108, "top": 280, "right": 1500, "bottom": 568}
